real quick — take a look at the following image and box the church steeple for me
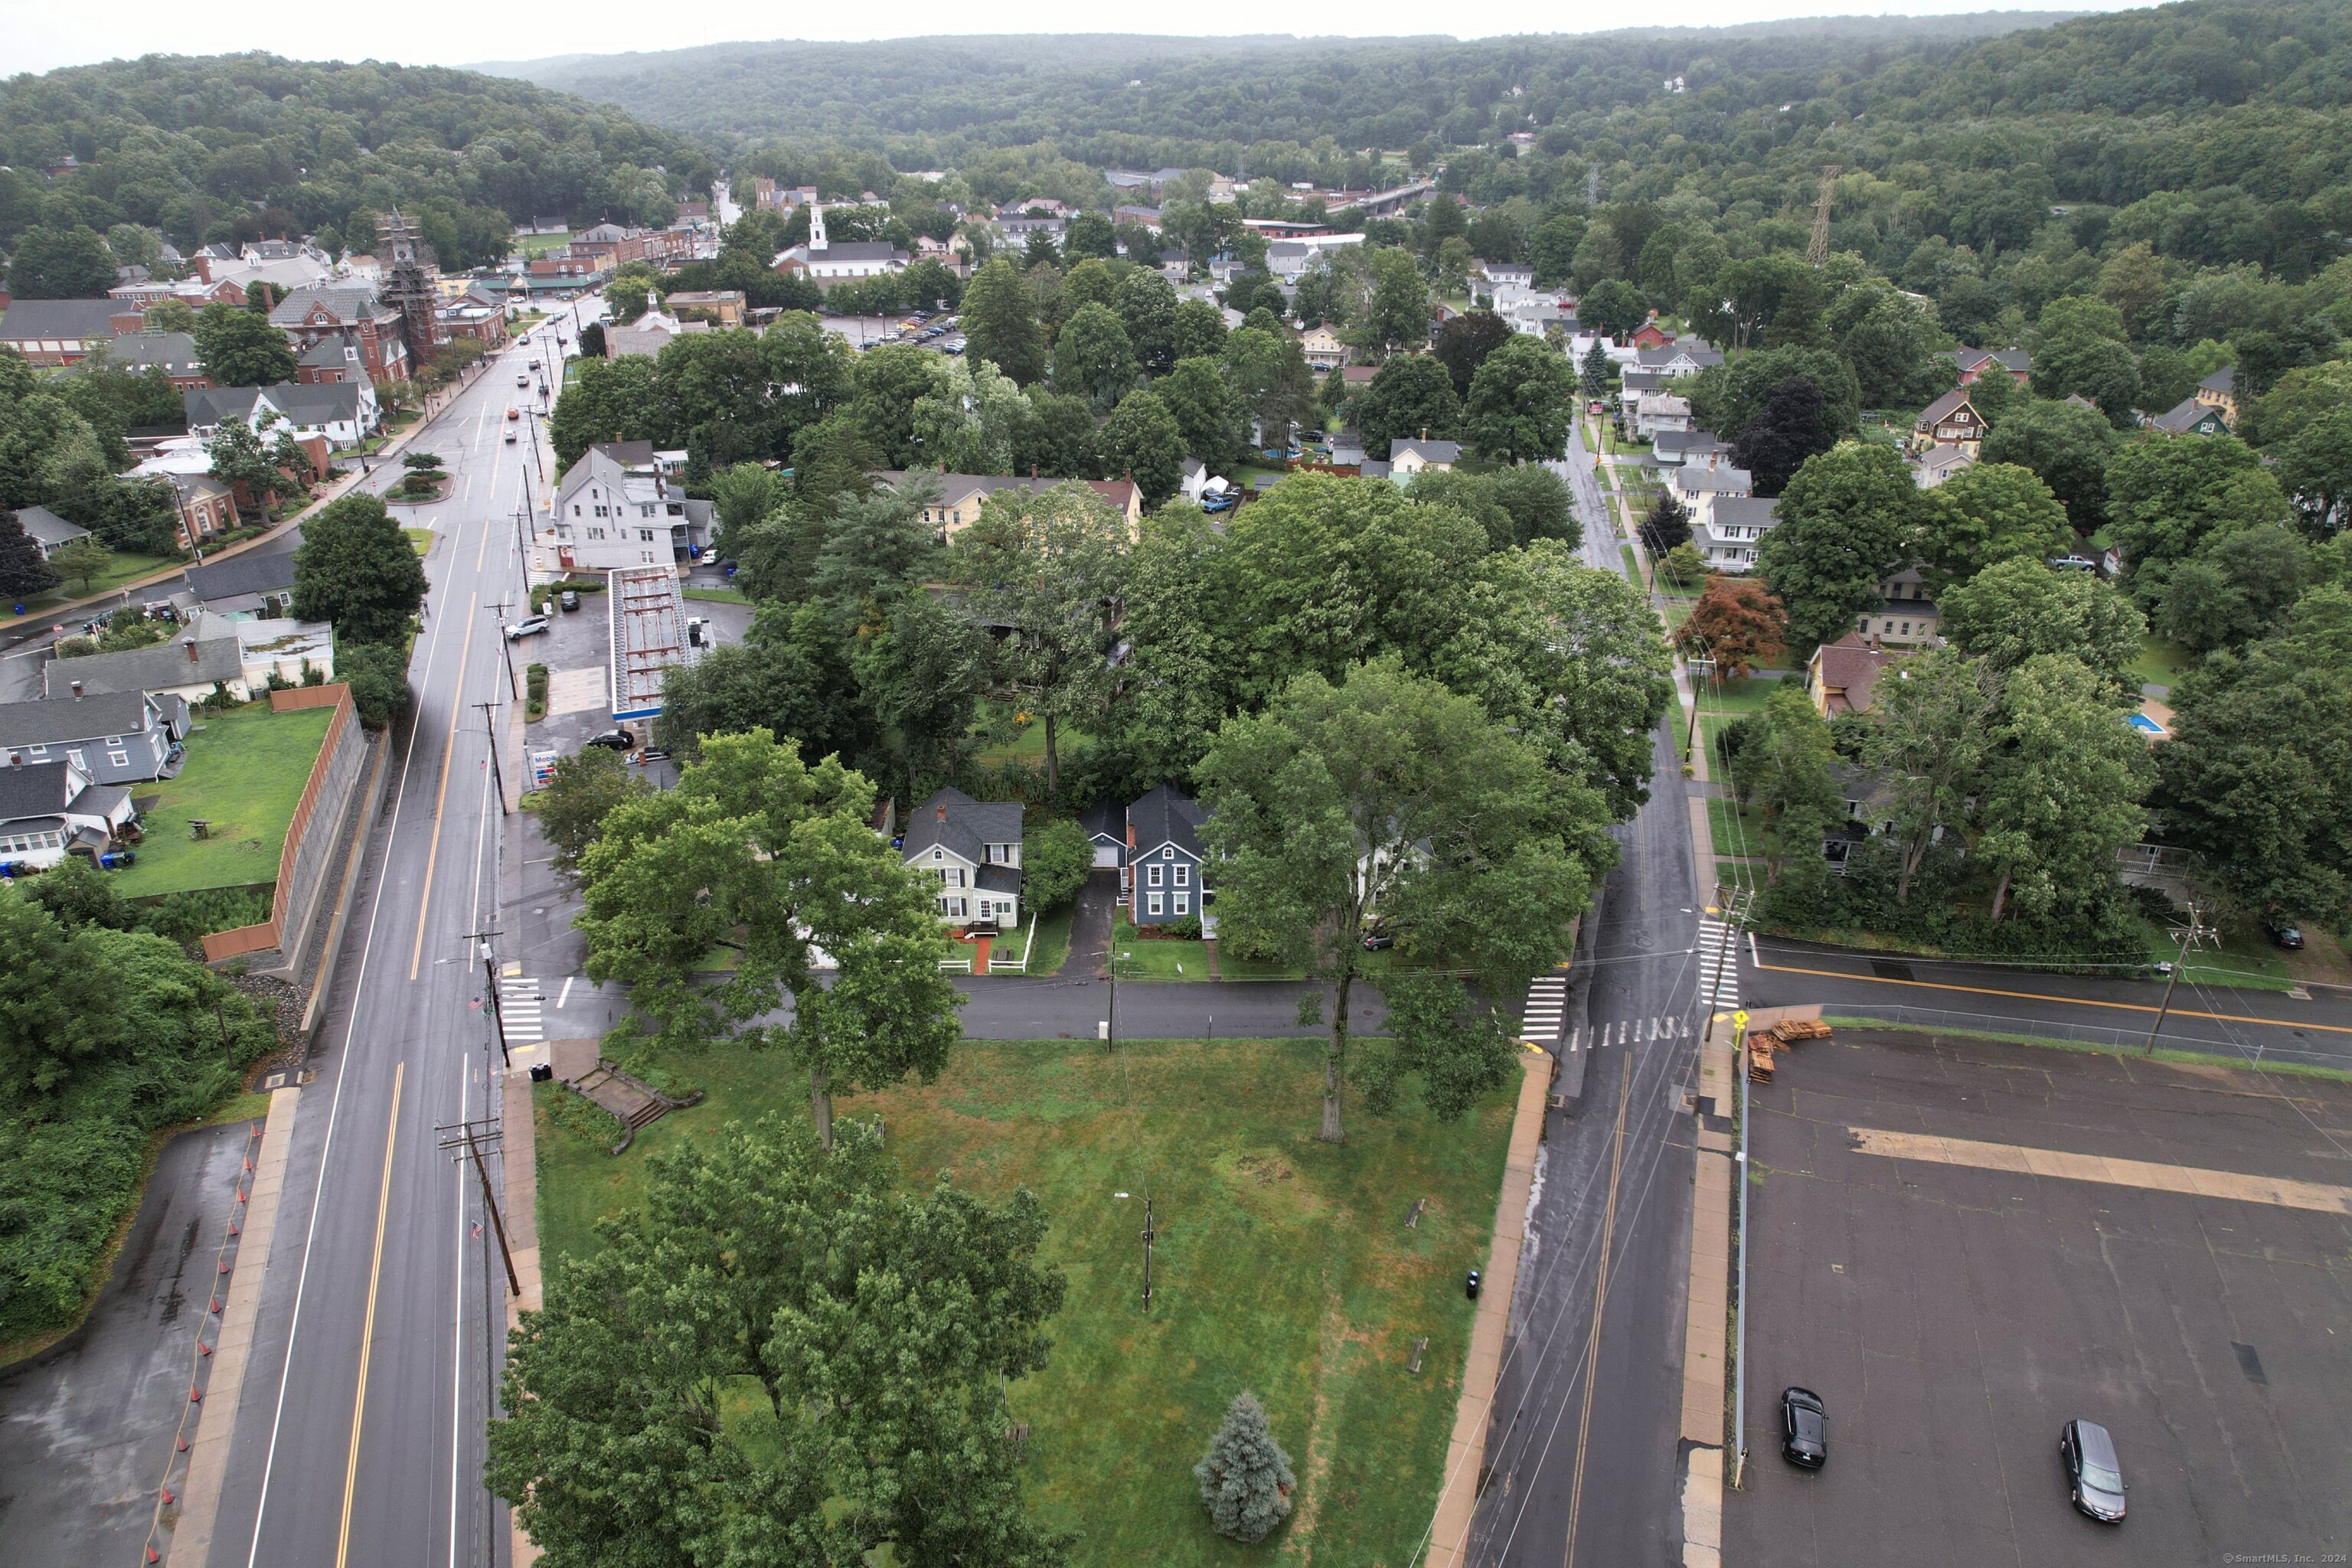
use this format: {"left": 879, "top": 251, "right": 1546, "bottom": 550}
{"left": 807, "top": 201, "right": 828, "bottom": 252}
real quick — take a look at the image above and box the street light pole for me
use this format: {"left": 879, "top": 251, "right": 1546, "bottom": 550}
{"left": 464, "top": 929, "right": 510, "bottom": 1067}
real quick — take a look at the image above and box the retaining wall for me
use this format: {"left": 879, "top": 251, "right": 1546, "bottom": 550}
{"left": 201, "top": 685, "right": 366, "bottom": 975}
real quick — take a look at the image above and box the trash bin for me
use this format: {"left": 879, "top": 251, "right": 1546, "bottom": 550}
{"left": 1465, "top": 1268, "right": 1482, "bottom": 1301}
{"left": 529, "top": 1062, "right": 554, "bottom": 1083}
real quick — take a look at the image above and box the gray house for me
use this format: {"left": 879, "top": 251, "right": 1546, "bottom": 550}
{"left": 901, "top": 786, "right": 1024, "bottom": 929}
{"left": 183, "top": 549, "right": 299, "bottom": 619}
{"left": 0, "top": 758, "right": 139, "bottom": 872}
{"left": 14, "top": 505, "right": 91, "bottom": 560}
{"left": 0, "top": 688, "right": 188, "bottom": 784}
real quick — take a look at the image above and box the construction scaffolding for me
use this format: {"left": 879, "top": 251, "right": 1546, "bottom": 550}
{"left": 607, "top": 566, "right": 698, "bottom": 721}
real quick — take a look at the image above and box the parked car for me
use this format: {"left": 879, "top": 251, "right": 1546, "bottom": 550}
{"left": 516, "top": 374, "right": 529, "bottom": 387}
{"left": 559, "top": 589, "right": 581, "bottom": 612}
{"left": 2262, "top": 913, "right": 2305, "bottom": 949}
{"left": 1780, "top": 1387, "right": 1827, "bottom": 1468}
{"left": 2060, "top": 1419, "right": 2127, "bottom": 1522}
{"left": 1361, "top": 926, "right": 1395, "bottom": 951}
{"left": 504, "top": 615, "right": 550, "bottom": 639}
{"left": 584, "top": 727, "right": 636, "bottom": 752}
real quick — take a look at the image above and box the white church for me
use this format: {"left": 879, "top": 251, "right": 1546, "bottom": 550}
{"left": 771, "top": 204, "right": 910, "bottom": 283}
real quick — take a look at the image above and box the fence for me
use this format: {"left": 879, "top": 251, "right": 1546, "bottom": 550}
{"left": 1821, "top": 1002, "right": 2335, "bottom": 1069}
{"left": 201, "top": 684, "right": 357, "bottom": 964}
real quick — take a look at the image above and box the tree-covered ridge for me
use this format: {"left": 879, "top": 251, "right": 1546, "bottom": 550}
{"left": 498, "top": 16, "right": 2074, "bottom": 157}
{"left": 0, "top": 52, "right": 716, "bottom": 267}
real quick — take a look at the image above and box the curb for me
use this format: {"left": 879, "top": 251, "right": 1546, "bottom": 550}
{"left": 500, "top": 1065, "right": 544, "bottom": 1566}
{"left": 1424, "top": 1050, "right": 1551, "bottom": 1568}
{"left": 167, "top": 1085, "right": 300, "bottom": 1568}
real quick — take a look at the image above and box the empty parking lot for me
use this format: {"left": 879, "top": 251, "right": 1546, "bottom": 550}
{"left": 1727, "top": 1029, "right": 2352, "bottom": 1566}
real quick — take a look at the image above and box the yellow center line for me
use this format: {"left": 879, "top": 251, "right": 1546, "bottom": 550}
{"left": 335, "top": 1059, "right": 403, "bottom": 1568}
{"left": 408, "top": 590, "right": 480, "bottom": 981}
{"left": 1758, "top": 959, "right": 2352, "bottom": 1037}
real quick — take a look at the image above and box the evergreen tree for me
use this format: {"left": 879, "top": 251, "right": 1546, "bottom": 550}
{"left": 1195, "top": 1392, "right": 1296, "bottom": 1544}
{"left": 0, "top": 511, "right": 61, "bottom": 600}
{"left": 1579, "top": 338, "right": 1613, "bottom": 397}
{"left": 1639, "top": 492, "right": 1690, "bottom": 557}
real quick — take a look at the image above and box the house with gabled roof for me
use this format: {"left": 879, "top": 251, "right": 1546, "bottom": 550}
{"left": 269, "top": 285, "right": 410, "bottom": 382}
{"left": 902, "top": 786, "right": 1024, "bottom": 929}
{"left": 1910, "top": 388, "right": 1986, "bottom": 455}
{"left": 0, "top": 687, "right": 188, "bottom": 784}
{"left": 1950, "top": 346, "right": 2030, "bottom": 386}
{"left": 2194, "top": 366, "right": 2237, "bottom": 428}
{"left": 15, "top": 505, "right": 90, "bottom": 561}
{"left": 1123, "top": 786, "right": 1207, "bottom": 926}
{"left": 1634, "top": 336, "right": 1724, "bottom": 377}
{"left": 2148, "top": 398, "right": 2230, "bottom": 438}
{"left": 0, "top": 757, "right": 139, "bottom": 872}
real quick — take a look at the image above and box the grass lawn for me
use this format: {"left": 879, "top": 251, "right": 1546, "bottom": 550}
{"left": 1002, "top": 900, "right": 1076, "bottom": 976}
{"left": 403, "top": 528, "right": 433, "bottom": 556}
{"left": 534, "top": 1035, "right": 1517, "bottom": 1567}
{"left": 109, "top": 703, "right": 336, "bottom": 897}
{"left": 18, "top": 550, "right": 178, "bottom": 612}
{"left": 1619, "top": 542, "right": 1646, "bottom": 586}
{"left": 971, "top": 701, "right": 1063, "bottom": 766}
{"left": 1707, "top": 795, "right": 1766, "bottom": 861}
{"left": 1111, "top": 912, "right": 1305, "bottom": 982}
{"left": 681, "top": 585, "right": 750, "bottom": 604}
{"left": 2131, "top": 633, "right": 2196, "bottom": 690}
{"left": 2145, "top": 916, "right": 2295, "bottom": 991}
{"left": 514, "top": 230, "right": 574, "bottom": 259}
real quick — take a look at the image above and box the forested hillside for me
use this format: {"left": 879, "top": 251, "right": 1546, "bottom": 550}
{"left": 0, "top": 54, "right": 716, "bottom": 271}
{"left": 495, "top": 17, "right": 2073, "bottom": 159}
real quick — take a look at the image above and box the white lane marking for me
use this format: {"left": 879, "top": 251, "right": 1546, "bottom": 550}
{"left": 557, "top": 976, "right": 573, "bottom": 1009}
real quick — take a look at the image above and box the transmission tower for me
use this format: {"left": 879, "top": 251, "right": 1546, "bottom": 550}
{"left": 1806, "top": 165, "right": 1841, "bottom": 266}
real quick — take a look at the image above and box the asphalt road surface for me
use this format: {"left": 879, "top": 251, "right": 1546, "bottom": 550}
{"left": 199, "top": 313, "right": 590, "bottom": 1568}
{"left": 1466, "top": 420, "right": 1711, "bottom": 1567}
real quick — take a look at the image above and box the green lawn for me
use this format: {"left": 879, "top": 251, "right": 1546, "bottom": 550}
{"left": 18, "top": 550, "right": 178, "bottom": 612}
{"left": 109, "top": 703, "right": 337, "bottom": 897}
{"left": 1707, "top": 795, "right": 1766, "bottom": 861}
{"left": 514, "top": 230, "right": 574, "bottom": 259}
{"left": 971, "top": 701, "right": 1062, "bottom": 766}
{"left": 1111, "top": 911, "right": 1305, "bottom": 982}
{"left": 1001, "top": 900, "right": 1076, "bottom": 976}
{"left": 2144, "top": 916, "right": 2295, "bottom": 991}
{"left": 534, "top": 1035, "right": 1517, "bottom": 1567}
{"left": 2131, "top": 633, "right": 2195, "bottom": 690}
{"left": 403, "top": 528, "right": 433, "bottom": 556}
{"left": 681, "top": 585, "right": 750, "bottom": 604}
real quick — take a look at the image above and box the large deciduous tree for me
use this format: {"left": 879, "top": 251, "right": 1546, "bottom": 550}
{"left": 1432, "top": 311, "right": 1517, "bottom": 397}
{"left": 946, "top": 484, "right": 1129, "bottom": 792}
{"left": 1462, "top": 336, "right": 1575, "bottom": 463}
{"left": 1862, "top": 650, "right": 1998, "bottom": 902}
{"left": 960, "top": 256, "right": 1047, "bottom": 386}
{"left": 1200, "top": 658, "right": 1610, "bottom": 1142}
{"left": 576, "top": 731, "right": 959, "bottom": 1149}
{"left": 1731, "top": 377, "right": 1834, "bottom": 498}
{"left": 1938, "top": 557, "right": 2145, "bottom": 698}
{"left": 487, "top": 1116, "right": 1067, "bottom": 1568}
{"left": 1674, "top": 576, "right": 1787, "bottom": 678}
{"left": 1051, "top": 302, "right": 1140, "bottom": 410}
{"left": 1917, "top": 461, "right": 2073, "bottom": 593}
{"left": 1976, "top": 397, "right": 2117, "bottom": 532}
{"left": 191, "top": 302, "right": 297, "bottom": 387}
{"left": 1100, "top": 388, "right": 1186, "bottom": 508}
{"left": 291, "top": 492, "right": 428, "bottom": 643}
{"left": 1976, "top": 655, "right": 2151, "bottom": 926}
{"left": 1757, "top": 441, "right": 1922, "bottom": 648}
{"left": 1351, "top": 354, "right": 1460, "bottom": 454}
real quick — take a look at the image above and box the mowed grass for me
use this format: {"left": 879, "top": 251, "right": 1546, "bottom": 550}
{"left": 534, "top": 1036, "right": 1517, "bottom": 1567}
{"left": 110, "top": 703, "right": 335, "bottom": 897}
{"left": 19, "top": 550, "right": 178, "bottom": 611}
{"left": 2131, "top": 633, "right": 2196, "bottom": 690}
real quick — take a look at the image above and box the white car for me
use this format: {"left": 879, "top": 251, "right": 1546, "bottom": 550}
{"left": 504, "top": 615, "right": 551, "bottom": 639}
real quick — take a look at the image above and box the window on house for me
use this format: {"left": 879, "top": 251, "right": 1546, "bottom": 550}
{"left": 1900, "top": 622, "right": 1912, "bottom": 636}
{"left": 1174, "top": 864, "right": 1189, "bottom": 886}
{"left": 1147, "top": 891, "right": 1164, "bottom": 916}
{"left": 1146, "top": 864, "right": 1163, "bottom": 887}
{"left": 1174, "top": 893, "right": 1190, "bottom": 914}
{"left": 108, "top": 751, "right": 129, "bottom": 768}
{"left": 588, "top": 528, "right": 605, "bottom": 539}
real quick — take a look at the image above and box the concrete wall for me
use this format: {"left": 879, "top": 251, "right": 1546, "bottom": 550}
{"left": 201, "top": 685, "right": 364, "bottom": 973}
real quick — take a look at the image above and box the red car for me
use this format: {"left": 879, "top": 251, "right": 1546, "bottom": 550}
{"left": 506, "top": 407, "right": 521, "bottom": 421}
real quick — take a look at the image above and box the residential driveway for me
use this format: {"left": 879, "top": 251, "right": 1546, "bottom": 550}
{"left": 0, "top": 1120, "right": 257, "bottom": 1567}
{"left": 1068, "top": 868, "right": 1116, "bottom": 978}
{"left": 1729, "top": 1027, "right": 2352, "bottom": 1566}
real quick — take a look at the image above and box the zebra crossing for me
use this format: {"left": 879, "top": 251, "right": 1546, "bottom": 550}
{"left": 1565, "top": 1015, "right": 1692, "bottom": 1053}
{"left": 1517, "top": 972, "right": 1570, "bottom": 1050}
{"left": 498, "top": 968, "right": 544, "bottom": 1043}
{"left": 1697, "top": 915, "right": 1743, "bottom": 1010}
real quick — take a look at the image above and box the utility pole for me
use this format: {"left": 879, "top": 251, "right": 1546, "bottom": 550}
{"left": 1684, "top": 652, "right": 1717, "bottom": 764}
{"left": 2144, "top": 900, "right": 2212, "bottom": 1054}
{"left": 1700, "top": 883, "right": 1743, "bottom": 1050}
{"left": 475, "top": 701, "right": 511, "bottom": 816}
{"left": 436, "top": 1118, "right": 521, "bottom": 1298}
{"left": 1141, "top": 1195, "right": 1157, "bottom": 1314}
{"left": 464, "top": 929, "right": 510, "bottom": 1066}
{"left": 487, "top": 599, "right": 519, "bottom": 698}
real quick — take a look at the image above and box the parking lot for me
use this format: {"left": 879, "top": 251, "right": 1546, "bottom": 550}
{"left": 1729, "top": 1029, "right": 2352, "bottom": 1566}
{"left": 518, "top": 557, "right": 753, "bottom": 784}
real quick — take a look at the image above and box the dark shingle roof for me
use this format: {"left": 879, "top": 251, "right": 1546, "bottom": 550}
{"left": 0, "top": 760, "right": 75, "bottom": 821}
{"left": 185, "top": 550, "right": 298, "bottom": 603}
{"left": 0, "top": 691, "right": 158, "bottom": 749}
{"left": 901, "top": 786, "right": 1023, "bottom": 865}
{"left": 1128, "top": 786, "right": 1205, "bottom": 860}
{"left": 1080, "top": 798, "right": 1123, "bottom": 844}
{"left": 0, "top": 299, "right": 126, "bottom": 341}
{"left": 45, "top": 637, "right": 242, "bottom": 697}
{"left": 15, "top": 505, "right": 89, "bottom": 549}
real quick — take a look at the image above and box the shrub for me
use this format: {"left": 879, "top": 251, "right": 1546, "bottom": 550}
{"left": 337, "top": 642, "right": 412, "bottom": 728}
{"left": 1196, "top": 1391, "right": 1295, "bottom": 1543}
{"left": 1021, "top": 818, "right": 1092, "bottom": 911}
{"left": 525, "top": 662, "right": 549, "bottom": 721}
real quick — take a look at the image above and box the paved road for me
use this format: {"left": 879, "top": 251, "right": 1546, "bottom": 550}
{"left": 1743, "top": 936, "right": 2352, "bottom": 1068}
{"left": 199, "top": 312, "right": 591, "bottom": 1568}
{"left": 1468, "top": 418, "right": 1710, "bottom": 1567}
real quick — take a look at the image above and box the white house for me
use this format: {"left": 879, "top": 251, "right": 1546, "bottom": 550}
{"left": 1692, "top": 495, "right": 1779, "bottom": 572}
{"left": 1389, "top": 437, "right": 1461, "bottom": 479}
{"left": 1633, "top": 336, "right": 1726, "bottom": 378}
{"left": 1633, "top": 392, "right": 1694, "bottom": 440}
{"left": 0, "top": 758, "right": 139, "bottom": 872}
{"left": 182, "top": 381, "right": 379, "bottom": 451}
{"left": 901, "top": 786, "right": 1024, "bottom": 929}
{"left": 1914, "top": 443, "right": 1975, "bottom": 488}
{"left": 547, "top": 444, "right": 717, "bottom": 572}
{"left": 1672, "top": 463, "right": 1755, "bottom": 528}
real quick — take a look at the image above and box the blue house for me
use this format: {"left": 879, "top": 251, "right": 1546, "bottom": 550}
{"left": 1124, "top": 786, "right": 1207, "bottom": 926}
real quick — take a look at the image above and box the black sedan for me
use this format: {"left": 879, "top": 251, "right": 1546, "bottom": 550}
{"left": 583, "top": 727, "right": 637, "bottom": 753}
{"left": 1780, "top": 1387, "right": 1827, "bottom": 1468}
{"left": 2060, "top": 1419, "right": 2127, "bottom": 1522}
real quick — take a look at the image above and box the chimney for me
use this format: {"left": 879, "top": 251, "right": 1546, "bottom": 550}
{"left": 185, "top": 638, "right": 198, "bottom": 662}
{"left": 936, "top": 803, "right": 947, "bottom": 823}
{"left": 70, "top": 680, "right": 83, "bottom": 700}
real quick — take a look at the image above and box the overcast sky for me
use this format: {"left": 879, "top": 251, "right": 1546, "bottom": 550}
{"left": 2, "top": 2, "right": 2161, "bottom": 80}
